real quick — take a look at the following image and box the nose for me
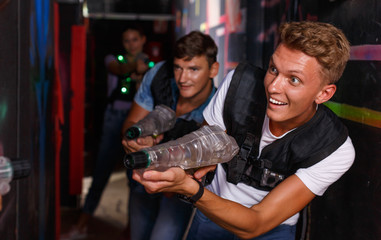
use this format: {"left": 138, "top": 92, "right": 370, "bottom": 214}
{"left": 177, "top": 70, "right": 187, "bottom": 83}
{"left": 267, "top": 74, "right": 284, "bottom": 93}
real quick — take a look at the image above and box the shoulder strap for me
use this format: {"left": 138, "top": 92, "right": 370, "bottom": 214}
{"left": 291, "top": 105, "right": 348, "bottom": 170}
{"left": 223, "top": 62, "right": 267, "bottom": 142}
{"left": 222, "top": 62, "right": 267, "bottom": 184}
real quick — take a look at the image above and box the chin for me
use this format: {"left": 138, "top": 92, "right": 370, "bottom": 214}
{"left": 180, "top": 94, "right": 194, "bottom": 99}
{"left": 266, "top": 110, "right": 285, "bottom": 122}
{"left": 179, "top": 90, "right": 193, "bottom": 98}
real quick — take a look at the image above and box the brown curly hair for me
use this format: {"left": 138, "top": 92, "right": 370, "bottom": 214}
{"left": 279, "top": 21, "right": 350, "bottom": 84}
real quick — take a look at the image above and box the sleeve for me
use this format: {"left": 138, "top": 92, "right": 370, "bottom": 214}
{"left": 104, "top": 54, "right": 118, "bottom": 97}
{"left": 295, "top": 136, "right": 355, "bottom": 196}
{"left": 203, "top": 69, "right": 235, "bottom": 130}
{"left": 133, "top": 61, "right": 165, "bottom": 111}
{"left": 105, "top": 54, "right": 116, "bottom": 67}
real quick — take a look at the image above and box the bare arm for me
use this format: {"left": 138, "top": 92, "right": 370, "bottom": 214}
{"left": 133, "top": 168, "right": 315, "bottom": 239}
{"left": 135, "top": 59, "right": 149, "bottom": 74}
{"left": 198, "top": 174, "right": 314, "bottom": 239}
{"left": 107, "top": 59, "right": 137, "bottom": 76}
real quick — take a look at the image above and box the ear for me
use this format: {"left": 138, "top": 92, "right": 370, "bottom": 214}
{"left": 141, "top": 36, "right": 146, "bottom": 45}
{"left": 208, "top": 62, "right": 219, "bottom": 79}
{"left": 315, "top": 84, "right": 336, "bottom": 104}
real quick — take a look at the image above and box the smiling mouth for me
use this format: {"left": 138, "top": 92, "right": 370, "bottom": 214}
{"left": 179, "top": 84, "right": 192, "bottom": 89}
{"left": 269, "top": 97, "right": 287, "bottom": 105}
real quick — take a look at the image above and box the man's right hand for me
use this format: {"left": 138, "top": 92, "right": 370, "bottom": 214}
{"left": 136, "top": 59, "right": 149, "bottom": 74}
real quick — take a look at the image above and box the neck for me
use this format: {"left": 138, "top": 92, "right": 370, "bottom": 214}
{"left": 176, "top": 81, "right": 213, "bottom": 116}
{"left": 269, "top": 103, "right": 317, "bottom": 137}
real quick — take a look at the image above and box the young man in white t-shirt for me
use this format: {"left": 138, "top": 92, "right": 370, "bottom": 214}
{"left": 131, "top": 21, "right": 355, "bottom": 240}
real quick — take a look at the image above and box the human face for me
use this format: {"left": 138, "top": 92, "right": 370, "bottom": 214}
{"left": 264, "top": 44, "right": 333, "bottom": 136}
{"left": 122, "top": 29, "right": 146, "bottom": 57}
{"left": 173, "top": 55, "right": 217, "bottom": 101}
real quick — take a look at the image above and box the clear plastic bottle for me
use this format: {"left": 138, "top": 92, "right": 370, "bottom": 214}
{"left": 125, "top": 104, "right": 177, "bottom": 139}
{"left": 124, "top": 125, "right": 239, "bottom": 172}
{"left": 0, "top": 156, "right": 31, "bottom": 195}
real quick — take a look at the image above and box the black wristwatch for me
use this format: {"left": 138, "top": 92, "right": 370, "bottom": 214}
{"left": 177, "top": 179, "right": 204, "bottom": 205}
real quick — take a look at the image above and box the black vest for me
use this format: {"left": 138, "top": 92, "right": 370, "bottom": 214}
{"left": 109, "top": 54, "right": 137, "bottom": 103}
{"left": 150, "top": 61, "right": 200, "bottom": 142}
{"left": 109, "top": 75, "right": 137, "bottom": 103}
{"left": 109, "top": 53, "right": 151, "bottom": 103}
{"left": 222, "top": 62, "right": 348, "bottom": 191}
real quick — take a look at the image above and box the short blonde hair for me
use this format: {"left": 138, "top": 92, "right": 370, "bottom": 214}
{"left": 279, "top": 21, "right": 350, "bottom": 84}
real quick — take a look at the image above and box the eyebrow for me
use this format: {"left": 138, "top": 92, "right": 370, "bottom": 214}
{"left": 270, "top": 56, "right": 305, "bottom": 76}
{"left": 187, "top": 64, "right": 200, "bottom": 69}
{"left": 173, "top": 62, "right": 201, "bottom": 69}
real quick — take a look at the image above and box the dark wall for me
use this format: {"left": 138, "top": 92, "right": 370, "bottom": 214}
{"left": 0, "top": 0, "right": 56, "bottom": 239}
{"left": 307, "top": 1, "right": 381, "bottom": 239}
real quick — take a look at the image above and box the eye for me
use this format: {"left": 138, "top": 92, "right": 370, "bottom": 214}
{"left": 290, "top": 77, "right": 301, "bottom": 85}
{"left": 269, "top": 66, "right": 278, "bottom": 75}
{"left": 190, "top": 67, "right": 198, "bottom": 71}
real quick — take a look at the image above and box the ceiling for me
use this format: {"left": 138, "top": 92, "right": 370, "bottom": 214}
{"left": 86, "top": 0, "right": 173, "bottom": 14}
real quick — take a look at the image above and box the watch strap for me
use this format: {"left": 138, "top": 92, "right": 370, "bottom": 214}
{"left": 177, "top": 179, "right": 204, "bottom": 205}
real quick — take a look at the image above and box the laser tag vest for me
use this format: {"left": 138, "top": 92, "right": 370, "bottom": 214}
{"left": 150, "top": 61, "right": 201, "bottom": 142}
{"left": 109, "top": 55, "right": 137, "bottom": 103}
{"left": 222, "top": 62, "right": 348, "bottom": 191}
{"left": 109, "top": 75, "right": 137, "bottom": 103}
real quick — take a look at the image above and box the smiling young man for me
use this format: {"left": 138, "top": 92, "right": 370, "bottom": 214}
{"left": 132, "top": 21, "right": 355, "bottom": 240}
{"left": 121, "top": 31, "right": 219, "bottom": 240}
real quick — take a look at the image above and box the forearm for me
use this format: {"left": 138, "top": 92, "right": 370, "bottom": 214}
{"left": 108, "top": 61, "right": 137, "bottom": 76}
{"left": 135, "top": 168, "right": 314, "bottom": 239}
{"left": 144, "top": 173, "right": 265, "bottom": 239}
{"left": 120, "top": 62, "right": 137, "bottom": 75}
{"left": 193, "top": 189, "right": 265, "bottom": 239}
{"left": 189, "top": 175, "right": 314, "bottom": 239}
{"left": 134, "top": 168, "right": 263, "bottom": 238}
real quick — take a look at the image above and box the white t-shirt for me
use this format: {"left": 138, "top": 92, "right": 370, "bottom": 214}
{"left": 203, "top": 69, "right": 355, "bottom": 225}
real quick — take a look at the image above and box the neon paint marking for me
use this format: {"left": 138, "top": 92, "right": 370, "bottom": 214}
{"left": 324, "top": 101, "right": 381, "bottom": 129}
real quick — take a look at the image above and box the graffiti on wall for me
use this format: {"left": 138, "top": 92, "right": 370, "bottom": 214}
{"left": 176, "top": 0, "right": 247, "bottom": 85}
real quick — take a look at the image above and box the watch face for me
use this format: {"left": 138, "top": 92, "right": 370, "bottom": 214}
{"left": 177, "top": 194, "right": 192, "bottom": 203}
